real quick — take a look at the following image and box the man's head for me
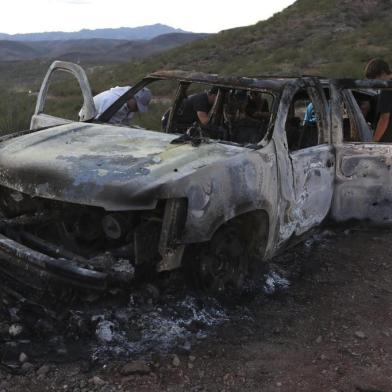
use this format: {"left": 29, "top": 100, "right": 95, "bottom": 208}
{"left": 127, "top": 87, "right": 152, "bottom": 113}
{"left": 365, "top": 58, "right": 391, "bottom": 80}
{"left": 207, "top": 86, "right": 219, "bottom": 105}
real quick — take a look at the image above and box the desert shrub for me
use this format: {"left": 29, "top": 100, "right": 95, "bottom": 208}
{"left": 0, "top": 90, "right": 36, "bottom": 134}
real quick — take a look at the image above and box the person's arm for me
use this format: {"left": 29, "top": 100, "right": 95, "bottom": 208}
{"left": 373, "top": 113, "right": 390, "bottom": 141}
{"left": 193, "top": 93, "right": 211, "bottom": 125}
{"left": 196, "top": 111, "right": 209, "bottom": 125}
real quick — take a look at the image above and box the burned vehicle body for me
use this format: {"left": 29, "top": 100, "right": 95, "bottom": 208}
{"left": 330, "top": 79, "right": 392, "bottom": 224}
{"left": 0, "top": 61, "right": 390, "bottom": 292}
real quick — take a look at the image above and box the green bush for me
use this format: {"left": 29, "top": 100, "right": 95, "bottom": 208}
{"left": 0, "top": 90, "right": 36, "bottom": 134}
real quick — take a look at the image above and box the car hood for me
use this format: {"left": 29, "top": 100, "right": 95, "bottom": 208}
{"left": 0, "top": 123, "right": 246, "bottom": 210}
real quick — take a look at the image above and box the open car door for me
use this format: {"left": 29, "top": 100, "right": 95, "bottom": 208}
{"left": 30, "top": 61, "right": 96, "bottom": 131}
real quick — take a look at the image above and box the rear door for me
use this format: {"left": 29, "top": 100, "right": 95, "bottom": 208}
{"left": 330, "top": 79, "right": 392, "bottom": 223}
{"left": 274, "top": 78, "right": 335, "bottom": 246}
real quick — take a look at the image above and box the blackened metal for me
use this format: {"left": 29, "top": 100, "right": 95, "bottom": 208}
{"left": 0, "top": 233, "right": 107, "bottom": 290}
{"left": 0, "top": 213, "right": 57, "bottom": 229}
{"left": 19, "top": 231, "right": 88, "bottom": 264}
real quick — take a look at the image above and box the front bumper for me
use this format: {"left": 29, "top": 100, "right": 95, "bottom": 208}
{"left": 0, "top": 233, "right": 108, "bottom": 291}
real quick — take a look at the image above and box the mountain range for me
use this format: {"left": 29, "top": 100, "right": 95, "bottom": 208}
{"left": 0, "top": 24, "right": 188, "bottom": 41}
{"left": 2, "top": 0, "right": 392, "bottom": 134}
{"left": 2, "top": 0, "right": 392, "bottom": 92}
{"left": 0, "top": 32, "right": 209, "bottom": 62}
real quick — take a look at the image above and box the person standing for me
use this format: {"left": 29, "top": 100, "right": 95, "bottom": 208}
{"left": 364, "top": 59, "right": 392, "bottom": 142}
{"left": 93, "top": 86, "right": 152, "bottom": 125}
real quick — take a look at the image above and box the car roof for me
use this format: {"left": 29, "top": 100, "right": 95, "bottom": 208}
{"left": 145, "top": 70, "right": 301, "bottom": 92}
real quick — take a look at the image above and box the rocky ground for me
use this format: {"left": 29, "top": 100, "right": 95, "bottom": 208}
{"left": 0, "top": 225, "right": 391, "bottom": 392}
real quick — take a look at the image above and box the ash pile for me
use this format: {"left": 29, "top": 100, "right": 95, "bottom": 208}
{"left": 0, "top": 275, "right": 232, "bottom": 375}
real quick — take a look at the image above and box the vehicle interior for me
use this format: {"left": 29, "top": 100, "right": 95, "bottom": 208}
{"left": 131, "top": 80, "right": 275, "bottom": 147}
{"left": 285, "top": 89, "right": 322, "bottom": 151}
{"left": 342, "top": 89, "right": 378, "bottom": 142}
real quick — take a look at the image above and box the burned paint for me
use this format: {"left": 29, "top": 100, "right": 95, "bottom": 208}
{"left": 0, "top": 61, "right": 391, "bottom": 292}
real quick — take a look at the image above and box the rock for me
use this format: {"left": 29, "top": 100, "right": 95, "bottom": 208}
{"left": 37, "top": 365, "right": 51, "bottom": 377}
{"left": 182, "top": 341, "right": 192, "bottom": 352}
{"left": 189, "top": 355, "right": 196, "bottom": 362}
{"left": 263, "top": 272, "right": 290, "bottom": 295}
{"left": 315, "top": 336, "right": 323, "bottom": 344}
{"left": 19, "top": 352, "right": 28, "bottom": 363}
{"left": 355, "top": 331, "right": 366, "bottom": 339}
{"left": 276, "top": 382, "right": 282, "bottom": 387}
{"left": 8, "top": 324, "right": 23, "bottom": 337}
{"left": 21, "top": 362, "right": 34, "bottom": 374}
{"left": 172, "top": 354, "right": 181, "bottom": 367}
{"left": 89, "top": 376, "right": 106, "bottom": 386}
{"left": 56, "top": 347, "right": 68, "bottom": 355}
{"left": 120, "top": 361, "right": 150, "bottom": 376}
{"left": 188, "top": 363, "right": 194, "bottom": 369}
{"left": 95, "top": 320, "right": 115, "bottom": 343}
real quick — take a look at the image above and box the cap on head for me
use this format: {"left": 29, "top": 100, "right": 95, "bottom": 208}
{"left": 208, "top": 86, "right": 219, "bottom": 95}
{"left": 134, "top": 87, "right": 152, "bottom": 113}
{"left": 365, "top": 58, "right": 391, "bottom": 79}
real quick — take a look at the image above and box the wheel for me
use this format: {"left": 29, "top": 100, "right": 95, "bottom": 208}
{"left": 185, "top": 225, "right": 251, "bottom": 293}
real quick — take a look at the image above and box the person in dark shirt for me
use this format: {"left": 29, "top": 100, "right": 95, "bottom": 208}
{"left": 176, "top": 86, "right": 218, "bottom": 127}
{"left": 364, "top": 58, "right": 392, "bottom": 142}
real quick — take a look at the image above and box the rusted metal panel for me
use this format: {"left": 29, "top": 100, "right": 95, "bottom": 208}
{"left": 4, "top": 60, "right": 392, "bottom": 290}
{"left": 269, "top": 78, "right": 334, "bottom": 251}
{"left": 330, "top": 79, "right": 392, "bottom": 224}
{"left": 332, "top": 144, "right": 392, "bottom": 223}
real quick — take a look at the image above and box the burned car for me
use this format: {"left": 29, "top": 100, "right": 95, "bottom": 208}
{"left": 0, "top": 61, "right": 391, "bottom": 293}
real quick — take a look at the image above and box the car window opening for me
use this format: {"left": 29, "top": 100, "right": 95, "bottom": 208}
{"left": 100, "top": 79, "right": 275, "bottom": 148}
{"left": 285, "top": 89, "right": 323, "bottom": 151}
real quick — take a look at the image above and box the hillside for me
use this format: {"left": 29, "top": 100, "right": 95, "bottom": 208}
{"left": 0, "top": 24, "right": 187, "bottom": 41}
{"left": 2, "top": 0, "right": 392, "bottom": 133}
{"left": 0, "top": 40, "right": 40, "bottom": 61}
{"left": 91, "top": 0, "right": 392, "bottom": 89}
{"left": 0, "top": 33, "right": 209, "bottom": 62}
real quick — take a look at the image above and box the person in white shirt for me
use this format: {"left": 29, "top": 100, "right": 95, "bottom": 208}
{"left": 92, "top": 86, "right": 152, "bottom": 125}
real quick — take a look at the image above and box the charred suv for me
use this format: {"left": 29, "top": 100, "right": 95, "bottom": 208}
{"left": 0, "top": 61, "right": 391, "bottom": 292}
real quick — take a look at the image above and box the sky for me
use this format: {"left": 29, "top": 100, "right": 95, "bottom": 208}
{"left": 2, "top": 0, "right": 296, "bottom": 35}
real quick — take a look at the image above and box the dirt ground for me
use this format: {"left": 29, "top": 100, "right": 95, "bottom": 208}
{"left": 0, "top": 225, "right": 391, "bottom": 392}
